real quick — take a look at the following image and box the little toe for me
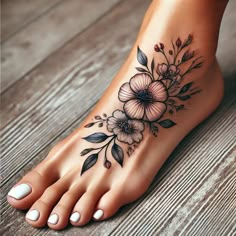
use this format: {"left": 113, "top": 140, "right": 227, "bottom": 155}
{"left": 26, "top": 179, "right": 69, "bottom": 228}
{"left": 93, "top": 189, "right": 126, "bottom": 221}
{"left": 47, "top": 188, "right": 85, "bottom": 230}
{"left": 7, "top": 169, "right": 58, "bottom": 210}
{"left": 70, "top": 188, "right": 108, "bottom": 226}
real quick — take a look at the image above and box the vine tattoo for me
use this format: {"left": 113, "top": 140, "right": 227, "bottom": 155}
{"left": 80, "top": 35, "right": 202, "bottom": 175}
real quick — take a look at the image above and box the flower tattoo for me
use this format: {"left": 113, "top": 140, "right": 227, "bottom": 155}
{"left": 107, "top": 110, "right": 144, "bottom": 145}
{"left": 80, "top": 34, "right": 202, "bottom": 175}
{"left": 119, "top": 74, "right": 167, "bottom": 121}
{"left": 157, "top": 64, "right": 181, "bottom": 85}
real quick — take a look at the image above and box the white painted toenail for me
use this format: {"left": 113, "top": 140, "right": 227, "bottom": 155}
{"left": 93, "top": 209, "right": 104, "bottom": 220}
{"left": 48, "top": 213, "right": 59, "bottom": 225}
{"left": 70, "top": 212, "right": 80, "bottom": 222}
{"left": 26, "top": 209, "right": 40, "bottom": 221}
{"left": 8, "top": 183, "right": 32, "bottom": 200}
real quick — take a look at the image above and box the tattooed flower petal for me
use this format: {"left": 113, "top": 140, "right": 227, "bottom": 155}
{"left": 117, "top": 133, "right": 133, "bottom": 145}
{"left": 145, "top": 102, "right": 167, "bottom": 122}
{"left": 129, "top": 120, "right": 144, "bottom": 132}
{"left": 148, "top": 81, "right": 168, "bottom": 102}
{"left": 124, "top": 99, "right": 145, "bottom": 120}
{"left": 118, "top": 82, "right": 136, "bottom": 102}
{"left": 169, "top": 64, "right": 178, "bottom": 73}
{"left": 131, "top": 132, "right": 143, "bottom": 143}
{"left": 157, "top": 63, "right": 168, "bottom": 75}
{"left": 130, "top": 73, "right": 152, "bottom": 93}
{"left": 113, "top": 110, "right": 126, "bottom": 119}
{"left": 107, "top": 118, "right": 118, "bottom": 132}
{"left": 112, "top": 127, "right": 121, "bottom": 135}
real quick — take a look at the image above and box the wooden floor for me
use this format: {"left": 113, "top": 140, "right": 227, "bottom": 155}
{"left": 1, "top": 0, "right": 236, "bottom": 235}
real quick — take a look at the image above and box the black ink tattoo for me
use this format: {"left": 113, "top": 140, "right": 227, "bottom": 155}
{"left": 80, "top": 34, "right": 202, "bottom": 175}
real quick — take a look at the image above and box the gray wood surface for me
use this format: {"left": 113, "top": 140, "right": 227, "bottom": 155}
{"left": 1, "top": 0, "right": 236, "bottom": 235}
{"left": 1, "top": 0, "right": 120, "bottom": 92}
{"left": 1, "top": 0, "right": 62, "bottom": 42}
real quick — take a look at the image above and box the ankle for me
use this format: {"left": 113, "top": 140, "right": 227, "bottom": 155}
{"left": 140, "top": 0, "right": 228, "bottom": 64}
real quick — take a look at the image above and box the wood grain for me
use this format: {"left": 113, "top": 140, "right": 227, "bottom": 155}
{"left": 1, "top": 0, "right": 121, "bottom": 92}
{"left": 1, "top": 0, "right": 62, "bottom": 42}
{"left": 1, "top": 0, "right": 236, "bottom": 235}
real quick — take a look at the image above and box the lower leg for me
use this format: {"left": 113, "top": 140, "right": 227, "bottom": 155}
{"left": 8, "top": 0, "right": 228, "bottom": 230}
{"left": 138, "top": 0, "right": 229, "bottom": 60}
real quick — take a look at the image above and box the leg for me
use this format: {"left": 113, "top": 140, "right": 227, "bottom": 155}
{"left": 7, "top": 0, "right": 228, "bottom": 230}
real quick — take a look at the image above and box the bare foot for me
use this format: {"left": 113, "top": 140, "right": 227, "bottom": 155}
{"left": 7, "top": 0, "right": 225, "bottom": 230}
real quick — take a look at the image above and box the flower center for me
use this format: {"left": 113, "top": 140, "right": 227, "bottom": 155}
{"left": 136, "top": 89, "right": 153, "bottom": 104}
{"left": 165, "top": 69, "right": 176, "bottom": 80}
{"left": 118, "top": 120, "right": 134, "bottom": 134}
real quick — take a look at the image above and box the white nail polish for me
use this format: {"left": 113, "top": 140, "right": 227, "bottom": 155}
{"left": 8, "top": 184, "right": 32, "bottom": 200}
{"left": 93, "top": 209, "right": 104, "bottom": 220}
{"left": 26, "top": 210, "right": 40, "bottom": 221}
{"left": 48, "top": 214, "right": 59, "bottom": 225}
{"left": 70, "top": 212, "right": 80, "bottom": 222}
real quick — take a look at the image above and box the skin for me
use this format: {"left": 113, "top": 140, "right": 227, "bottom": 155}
{"left": 7, "top": 0, "right": 228, "bottom": 230}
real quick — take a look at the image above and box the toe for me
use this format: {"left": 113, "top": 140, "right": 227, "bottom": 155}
{"left": 92, "top": 189, "right": 124, "bottom": 221}
{"left": 47, "top": 187, "right": 85, "bottom": 230}
{"left": 7, "top": 169, "right": 58, "bottom": 210}
{"left": 70, "top": 188, "right": 108, "bottom": 226}
{"left": 25, "top": 179, "right": 69, "bottom": 228}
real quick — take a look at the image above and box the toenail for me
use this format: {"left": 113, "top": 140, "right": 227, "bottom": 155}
{"left": 93, "top": 209, "right": 104, "bottom": 220}
{"left": 8, "top": 183, "right": 32, "bottom": 200}
{"left": 48, "top": 213, "right": 59, "bottom": 225}
{"left": 70, "top": 212, "right": 80, "bottom": 223}
{"left": 26, "top": 209, "right": 40, "bottom": 221}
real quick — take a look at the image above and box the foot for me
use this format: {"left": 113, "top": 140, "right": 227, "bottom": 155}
{"left": 7, "top": 1, "right": 224, "bottom": 230}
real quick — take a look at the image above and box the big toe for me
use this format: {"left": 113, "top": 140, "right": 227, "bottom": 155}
{"left": 7, "top": 168, "right": 58, "bottom": 210}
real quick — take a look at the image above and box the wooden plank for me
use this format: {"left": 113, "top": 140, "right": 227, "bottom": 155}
{"left": 1, "top": 0, "right": 62, "bottom": 42}
{"left": 1, "top": 0, "right": 149, "bottom": 186}
{"left": 1, "top": 0, "right": 121, "bottom": 92}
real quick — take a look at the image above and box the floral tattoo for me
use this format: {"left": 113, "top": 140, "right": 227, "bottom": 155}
{"left": 80, "top": 35, "right": 202, "bottom": 175}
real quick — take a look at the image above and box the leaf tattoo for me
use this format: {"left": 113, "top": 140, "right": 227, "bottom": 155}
{"left": 179, "top": 82, "right": 193, "bottom": 94}
{"left": 80, "top": 148, "right": 95, "bottom": 156}
{"left": 111, "top": 143, "right": 124, "bottom": 167}
{"left": 158, "top": 119, "right": 176, "bottom": 128}
{"left": 80, "top": 34, "right": 202, "bottom": 175}
{"left": 137, "top": 46, "right": 148, "bottom": 66}
{"left": 81, "top": 154, "right": 98, "bottom": 175}
{"left": 83, "top": 133, "right": 109, "bottom": 143}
